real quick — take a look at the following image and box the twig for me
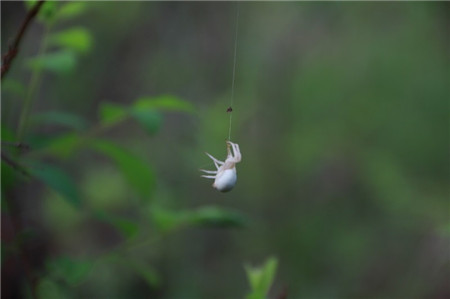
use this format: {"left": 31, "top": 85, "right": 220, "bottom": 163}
{"left": 1, "top": 141, "right": 30, "bottom": 151}
{"left": 1, "top": 0, "right": 45, "bottom": 80}
{"left": 1, "top": 153, "right": 30, "bottom": 177}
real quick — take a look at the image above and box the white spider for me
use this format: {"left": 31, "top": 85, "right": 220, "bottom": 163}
{"left": 200, "top": 141, "right": 242, "bottom": 192}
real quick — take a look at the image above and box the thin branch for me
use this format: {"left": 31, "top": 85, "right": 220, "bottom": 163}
{"left": 1, "top": 0, "right": 45, "bottom": 80}
{"left": 1, "top": 153, "right": 30, "bottom": 177}
{"left": 1, "top": 141, "right": 30, "bottom": 151}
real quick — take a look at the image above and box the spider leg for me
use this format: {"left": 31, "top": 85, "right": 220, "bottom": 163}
{"left": 201, "top": 175, "right": 216, "bottom": 179}
{"left": 227, "top": 141, "right": 241, "bottom": 162}
{"left": 232, "top": 142, "right": 241, "bottom": 162}
{"left": 225, "top": 141, "right": 234, "bottom": 160}
{"left": 205, "top": 152, "right": 224, "bottom": 169}
{"left": 205, "top": 152, "right": 224, "bottom": 164}
{"left": 200, "top": 169, "right": 217, "bottom": 174}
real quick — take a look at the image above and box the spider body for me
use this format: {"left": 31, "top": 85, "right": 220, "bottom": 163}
{"left": 200, "top": 141, "right": 241, "bottom": 192}
{"left": 213, "top": 168, "right": 237, "bottom": 192}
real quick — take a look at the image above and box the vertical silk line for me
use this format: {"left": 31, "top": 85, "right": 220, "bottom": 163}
{"left": 228, "top": 3, "right": 240, "bottom": 141}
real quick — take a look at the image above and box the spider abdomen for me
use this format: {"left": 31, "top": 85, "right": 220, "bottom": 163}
{"left": 213, "top": 168, "right": 237, "bottom": 192}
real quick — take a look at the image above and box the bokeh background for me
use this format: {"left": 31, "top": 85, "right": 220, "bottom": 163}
{"left": 2, "top": 1, "right": 449, "bottom": 298}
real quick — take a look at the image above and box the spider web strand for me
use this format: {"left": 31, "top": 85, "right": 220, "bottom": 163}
{"left": 228, "top": 3, "right": 239, "bottom": 141}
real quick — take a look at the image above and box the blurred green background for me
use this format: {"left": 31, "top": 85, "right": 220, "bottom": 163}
{"left": 2, "top": 1, "right": 449, "bottom": 298}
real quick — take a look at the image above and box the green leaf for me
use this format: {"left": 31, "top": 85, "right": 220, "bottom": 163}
{"left": 29, "top": 163, "right": 81, "bottom": 207}
{"left": 56, "top": 2, "right": 87, "bottom": 21}
{"left": 129, "top": 95, "right": 193, "bottom": 135}
{"left": 25, "top": 1, "right": 58, "bottom": 25}
{"left": 47, "top": 256, "right": 93, "bottom": 286}
{"left": 32, "top": 111, "right": 88, "bottom": 131}
{"left": 129, "top": 109, "right": 162, "bottom": 135}
{"left": 99, "top": 102, "right": 128, "bottom": 127}
{"left": 41, "top": 133, "right": 81, "bottom": 159}
{"left": 49, "top": 28, "right": 93, "bottom": 54}
{"left": 245, "top": 257, "right": 278, "bottom": 299}
{"left": 151, "top": 206, "right": 246, "bottom": 232}
{"left": 1, "top": 125, "right": 16, "bottom": 142}
{"left": 133, "top": 95, "right": 195, "bottom": 113}
{"left": 28, "top": 51, "right": 77, "bottom": 74}
{"left": 38, "top": 1, "right": 58, "bottom": 24}
{"left": 91, "top": 140, "right": 155, "bottom": 199}
{"left": 187, "top": 206, "right": 247, "bottom": 228}
{"left": 128, "top": 260, "right": 161, "bottom": 288}
{"left": 95, "top": 211, "right": 139, "bottom": 239}
{"left": 151, "top": 207, "right": 185, "bottom": 232}
{"left": 98, "top": 96, "right": 193, "bottom": 134}
{"left": 24, "top": 0, "right": 38, "bottom": 10}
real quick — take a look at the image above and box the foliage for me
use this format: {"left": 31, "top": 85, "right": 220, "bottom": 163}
{"left": 245, "top": 257, "right": 279, "bottom": 299}
{"left": 27, "top": 51, "right": 77, "bottom": 74}
{"left": 29, "top": 162, "right": 81, "bottom": 208}
{"left": 2, "top": 2, "right": 244, "bottom": 297}
{"left": 48, "top": 27, "right": 92, "bottom": 54}
{"left": 151, "top": 206, "right": 246, "bottom": 232}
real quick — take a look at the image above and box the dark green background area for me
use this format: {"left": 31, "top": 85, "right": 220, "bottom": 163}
{"left": 2, "top": 2, "right": 449, "bottom": 298}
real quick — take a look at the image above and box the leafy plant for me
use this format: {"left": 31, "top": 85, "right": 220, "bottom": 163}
{"left": 245, "top": 257, "right": 279, "bottom": 299}
{"left": 1, "top": 2, "right": 246, "bottom": 297}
